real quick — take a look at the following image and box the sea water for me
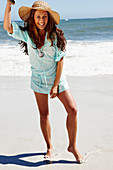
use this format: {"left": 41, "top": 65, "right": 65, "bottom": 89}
{"left": 0, "top": 18, "right": 113, "bottom": 76}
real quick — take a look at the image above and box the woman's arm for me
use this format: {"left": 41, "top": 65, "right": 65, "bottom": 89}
{"left": 54, "top": 57, "right": 64, "bottom": 86}
{"left": 4, "top": 1, "right": 13, "bottom": 33}
{"left": 50, "top": 57, "right": 64, "bottom": 98}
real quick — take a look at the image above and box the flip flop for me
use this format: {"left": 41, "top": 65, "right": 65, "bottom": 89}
{"left": 8, "top": 0, "right": 15, "bottom": 5}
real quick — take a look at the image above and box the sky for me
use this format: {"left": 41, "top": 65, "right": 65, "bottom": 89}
{"left": 0, "top": 0, "right": 113, "bottom": 21}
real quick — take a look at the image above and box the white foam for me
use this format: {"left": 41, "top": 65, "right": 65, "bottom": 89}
{"left": 0, "top": 40, "right": 113, "bottom": 76}
{"left": 64, "top": 40, "right": 113, "bottom": 76}
{"left": 0, "top": 44, "right": 31, "bottom": 76}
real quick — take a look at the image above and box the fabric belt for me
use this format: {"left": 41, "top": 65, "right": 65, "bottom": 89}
{"left": 31, "top": 63, "right": 57, "bottom": 88}
{"left": 39, "top": 72, "right": 48, "bottom": 87}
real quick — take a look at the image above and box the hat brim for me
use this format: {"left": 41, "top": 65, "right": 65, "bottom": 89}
{"left": 18, "top": 6, "right": 60, "bottom": 25}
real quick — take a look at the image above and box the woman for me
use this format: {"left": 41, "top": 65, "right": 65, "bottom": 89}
{"left": 4, "top": 0, "right": 84, "bottom": 164}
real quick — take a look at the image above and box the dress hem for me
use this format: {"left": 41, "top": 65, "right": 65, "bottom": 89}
{"left": 32, "top": 88, "right": 69, "bottom": 94}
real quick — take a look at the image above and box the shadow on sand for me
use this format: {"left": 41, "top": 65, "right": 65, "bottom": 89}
{"left": 0, "top": 152, "right": 78, "bottom": 167}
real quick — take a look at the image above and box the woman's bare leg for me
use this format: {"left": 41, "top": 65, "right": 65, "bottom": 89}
{"left": 57, "top": 89, "right": 84, "bottom": 162}
{"left": 34, "top": 91, "right": 52, "bottom": 158}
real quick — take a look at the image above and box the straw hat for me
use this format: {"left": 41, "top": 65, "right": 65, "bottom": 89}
{"left": 18, "top": 1, "right": 60, "bottom": 25}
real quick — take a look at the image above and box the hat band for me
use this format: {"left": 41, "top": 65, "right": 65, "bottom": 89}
{"left": 32, "top": 6, "right": 49, "bottom": 10}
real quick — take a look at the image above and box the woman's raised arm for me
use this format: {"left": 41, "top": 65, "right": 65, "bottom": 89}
{"left": 4, "top": 1, "right": 13, "bottom": 33}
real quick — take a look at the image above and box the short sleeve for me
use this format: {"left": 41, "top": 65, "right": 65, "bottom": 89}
{"left": 7, "top": 22, "right": 28, "bottom": 43}
{"left": 54, "top": 39, "right": 66, "bottom": 62}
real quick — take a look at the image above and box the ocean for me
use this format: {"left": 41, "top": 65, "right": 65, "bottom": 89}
{"left": 0, "top": 17, "right": 113, "bottom": 76}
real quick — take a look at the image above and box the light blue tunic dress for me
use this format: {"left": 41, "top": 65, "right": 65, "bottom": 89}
{"left": 7, "top": 22, "right": 69, "bottom": 94}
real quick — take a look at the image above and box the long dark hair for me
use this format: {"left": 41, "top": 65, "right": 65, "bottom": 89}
{"left": 19, "top": 9, "right": 67, "bottom": 55}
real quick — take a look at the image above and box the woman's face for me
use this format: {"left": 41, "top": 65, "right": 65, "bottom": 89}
{"left": 34, "top": 10, "right": 48, "bottom": 31}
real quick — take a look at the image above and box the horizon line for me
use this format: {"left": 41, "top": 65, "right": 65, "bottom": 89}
{"left": 0, "top": 16, "right": 113, "bottom": 22}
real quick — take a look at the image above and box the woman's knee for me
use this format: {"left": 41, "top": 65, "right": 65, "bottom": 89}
{"left": 58, "top": 89, "right": 78, "bottom": 117}
{"left": 40, "top": 111, "right": 49, "bottom": 121}
{"left": 68, "top": 106, "right": 78, "bottom": 117}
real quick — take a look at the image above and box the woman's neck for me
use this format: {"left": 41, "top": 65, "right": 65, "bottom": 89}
{"left": 39, "top": 29, "right": 46, "bottom": 36}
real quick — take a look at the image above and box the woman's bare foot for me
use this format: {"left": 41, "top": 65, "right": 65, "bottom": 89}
{"left": 44, "top": 148, "right": 52, "bottom": 159}
{"left": 68, "top": 146, "right": 85, "bottom": 164}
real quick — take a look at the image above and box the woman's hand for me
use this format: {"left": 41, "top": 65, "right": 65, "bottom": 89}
{"left": 50, "top": 85, "right": 59, "bottom": 99}
{"left": 7, "top": 0, "right": 15, "bottom": 5}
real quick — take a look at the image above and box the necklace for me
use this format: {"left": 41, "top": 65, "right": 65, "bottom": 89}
{"left": 38, "top": 50, "right": 44, "bottom": 58}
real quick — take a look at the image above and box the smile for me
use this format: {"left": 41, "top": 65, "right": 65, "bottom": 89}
{"left": 38, "top": 23, "right": 45, "bottom": 26}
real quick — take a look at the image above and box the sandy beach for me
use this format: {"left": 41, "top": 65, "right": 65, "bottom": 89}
{"left": 0, "top": 75, "right": 113, "bottom": 170}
